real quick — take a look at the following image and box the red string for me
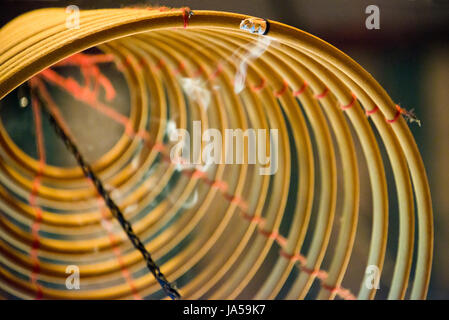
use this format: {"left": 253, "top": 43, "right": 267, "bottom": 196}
{"left": 274, "top": 80, "right": 288, "bottom": 97}
{"left": 365, "top": 105, "right": 379, "bottom": 116}
{"left": 341, "top": 93, "right": 356, "bottom": 110}
{"left": 259, "top": 228, "right": 279, "bottom": 239}
{"left": 193, "top": 66, "right": 204, "bottom": 78}
{"left": 279, "top": 249, "right": 295, "bottom": 260}
{"left": 386, "top": 109, "right": 401, "bottom": 123}
{"left": 293, "top": 80, "right": 308, "bottom": 96}
{"left": 154, "top": 58, "right": 166, "bottom": 72}
{"left": 172, "top": 61, "right": 186, "bottom": 76}
{"left": 315, "top": 87, "right": 329, "bottom": 99}
{"left": 321, "top": 282, "right": 339, "bottom": 294}
{"left": 230, "top": 195, "right": 249, "bottom": 211}
{"left": 181, "top": 7, "right": 191, "bottom": 29}
{"left": 39, "top": 69, "right": 129, "bottom": 127}
{"left": 211, "top": 180, "right": 228, "bottom": 193}
{"left": 56, "top": 53, "right": 116, "bottom": 101}
{"left": 209, "top": 64, "right": 223, "bottom": 81}
{"left": 241, "top": 211, "right": 263, "bottom": 224}
{"left": 386, "top": 105, "right": 403, "bottom": 123}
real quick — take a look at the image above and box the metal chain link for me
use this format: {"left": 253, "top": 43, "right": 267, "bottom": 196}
{"left": 33, "top": 90, "right": 180, "bottom": 300}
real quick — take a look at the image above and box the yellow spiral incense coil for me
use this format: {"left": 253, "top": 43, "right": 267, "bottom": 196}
{"left": 0, "top": 7, "right": 433, "bottom": 300}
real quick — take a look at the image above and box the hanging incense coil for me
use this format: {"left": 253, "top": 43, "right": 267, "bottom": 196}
{"left": 0, "top": 8, "right": 433, "bottom": 300}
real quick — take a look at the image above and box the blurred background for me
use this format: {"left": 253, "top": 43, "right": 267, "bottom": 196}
{"left": 0, "top": 0, "right": 448, "bottom": 299}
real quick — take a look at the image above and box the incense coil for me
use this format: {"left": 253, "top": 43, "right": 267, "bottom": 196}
{"left": 0, "top": 8, "right": 433, "bottom": 300}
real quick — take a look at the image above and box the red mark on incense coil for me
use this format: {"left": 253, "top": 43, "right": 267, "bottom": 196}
{"left": 251, "top": 78, "right": 266, "bottom": 92}
{"left": 32, "top": 58, "right": 358, "bottom": 300}
{"left": 274, "top": 80, "right": 288, "bottom": 97}
{"left": 293, "top": 80, "right": 308, "bottom": 96}
{"left": 365, "top": 105, "right": 379, "bottom": 116}
{"left": 341, "top": 93, "right": 356, "bottom": 110}
{"left": 315, "top": 87, "right": 329, "bottom": 99}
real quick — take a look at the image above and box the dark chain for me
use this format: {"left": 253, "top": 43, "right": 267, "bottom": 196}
{"left": 33, "top": 90, "right": 180, "bottom": 300}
